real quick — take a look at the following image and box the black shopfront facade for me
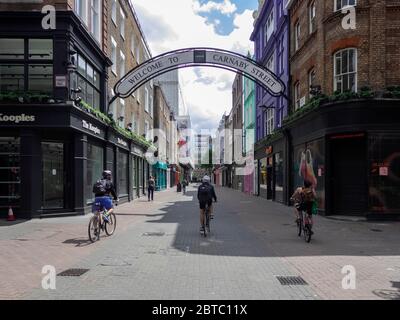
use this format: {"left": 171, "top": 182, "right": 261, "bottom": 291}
{"left": 255, "top": 99, "right": 400, "bottom": 220}
{"left": 0, "top": 11, "right": 150, "bottom": 219}
{"left": 0, "top": 104, "right": 150, "bottom": 219}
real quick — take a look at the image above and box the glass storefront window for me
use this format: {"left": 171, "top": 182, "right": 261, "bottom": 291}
{"left": 0, "top": 137, "right": 20, "bottom": 207}
{"left": 29, "top": 39, "right": 53, "bottom": 60}
{"left": 118, "top": 151, "right": 128, "bottom": 196}
{"left": 86, "top": 143, "right": 104, "bottom": 204}
{"left": 0, "top": 38, "right": 53, "bottom": 95}
{"left": 28, "top": 64, "right": 53, "bottom": 93}
{"left": 274, "top": 152, "right": 284, "bottom": 203}
{"left": 259, "top": 158, "right": 267, "bottom": 191}
{"left": 369, "top": 135, "right": 400, "bottom": 214}
{"left": 0, "top": 64, "right": 24, "bottom": 92}
{"left": 0, "top": 39, "right": 24, "bottom": 59}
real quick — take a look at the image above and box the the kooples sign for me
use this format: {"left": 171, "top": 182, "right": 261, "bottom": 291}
{"left": 82, "top": 120, "right": 101, "bottom": 135}
{"left": 117, "top": 138, "right": 128, "bottom": 147}
{"left": 0, "top": 113, "right": 35, "bottom": 123}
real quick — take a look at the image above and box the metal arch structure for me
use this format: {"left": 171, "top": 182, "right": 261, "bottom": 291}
{"left": 109, "top": 47, "right": 289, "bottom": 108}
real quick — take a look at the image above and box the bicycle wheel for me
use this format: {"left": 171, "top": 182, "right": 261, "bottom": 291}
{"left": 105, "top": 212, "right": 117, "bottom": 236}
{"left": 88, "top": 215, "right": 100, "bottom": 242}
{"left": 297, "top": 216, "right": 302, "bottom": 237}
{"left": 205, "top": 208, "right": 211, "bottom": 234}
{"left": 304, "top": 224, "right": 312, "bottom": 243}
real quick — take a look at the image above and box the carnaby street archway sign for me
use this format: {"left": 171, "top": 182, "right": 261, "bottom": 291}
{"left": 110, "top": 47, "right": 288, "bottom": 106}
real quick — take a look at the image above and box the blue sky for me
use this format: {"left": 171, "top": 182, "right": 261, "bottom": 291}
{"left": 196, "top": 0, "right": 259, "bottom": 35}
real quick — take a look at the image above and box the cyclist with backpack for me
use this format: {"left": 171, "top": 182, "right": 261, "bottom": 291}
{"left": 93, "top": 170, "right": 119, "bottom": 223}
{"left": 197, "top": 175, "right": 217, "bottom": 233}
{"left": 291, "top": 180, "right": 317, "bottom": 231}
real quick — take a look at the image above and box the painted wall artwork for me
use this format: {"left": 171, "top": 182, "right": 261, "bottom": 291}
{"left": 293, "top": 139, "right": 325, "bottom": 210}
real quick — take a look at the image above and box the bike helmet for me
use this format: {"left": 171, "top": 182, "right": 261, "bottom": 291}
{"left": 202, "top": 175, "right": 211, "bottom": 183}
{"left": 102, "top": 170, "right": 112, "bottom": 179}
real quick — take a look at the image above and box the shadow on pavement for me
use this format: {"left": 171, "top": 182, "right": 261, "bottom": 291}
{"left": 0, "top": 219, "right": 29, "bottom": 227}
{"left": 136, "top": 187, "right": 400, "bottom": 258}
{"left": 63, "top": 237, "right": 93, "bottom": 247}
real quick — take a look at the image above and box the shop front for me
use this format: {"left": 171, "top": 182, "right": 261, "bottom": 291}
{"left": 287, "top": 99, "right": 400, "bottom": 219}
{"left": 255, "top": 140, "right": 286, "bottom": 203}
{"left": 153, "top": 161, "right": 167, "bottom": 191}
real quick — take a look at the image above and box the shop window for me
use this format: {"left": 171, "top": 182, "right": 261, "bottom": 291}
{"left": 118, "top": 151, "right": 128, "bottom": 196}
{"left": 76, "top": 54, "right": 101, "bottom": 109}
{"left": 86, "top": 143, "right": 104, "bottom": 204}
{"left": 0, "top": 38, "right": 53, "bottom": 95}
{"left": 274, "top": 152, "right": 284, "bottom": 203}
{"left": 0, "top": 137, "right": 20, "bottom": 208}
{"left": 369, "top": 135, "right": 400, "bottom": 214}
{"left": 0, "top": 39, "right": 24, "bottom": 59}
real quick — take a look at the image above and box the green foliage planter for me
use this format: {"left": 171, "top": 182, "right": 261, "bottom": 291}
{"left": 383, "top": 86, "right": 400, "bottom": 99}
{"left": 79, "top": 100, "right": 153, "bottom": 149}
{"left": 0, "top": 91, "right": 51, "bottom": 103}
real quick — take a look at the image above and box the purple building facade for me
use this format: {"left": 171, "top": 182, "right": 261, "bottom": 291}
{"left": 250, "top": 0, "right": 289, "bottom": 201}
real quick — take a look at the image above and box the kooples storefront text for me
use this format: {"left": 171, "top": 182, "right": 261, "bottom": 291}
{"left": 0, "top": 114, "right": 35, "bottom": 123}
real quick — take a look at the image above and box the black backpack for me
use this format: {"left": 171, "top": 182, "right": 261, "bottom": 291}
{"left": 198, "top": 184, "right": 211, "bottom": 202}
{"left": 93, "top": 179, "right": 107, "bottom": 195}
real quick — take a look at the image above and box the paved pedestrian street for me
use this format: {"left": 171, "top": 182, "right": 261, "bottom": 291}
{"left": 1, "top": 185, "right": 400, "bottom": 300}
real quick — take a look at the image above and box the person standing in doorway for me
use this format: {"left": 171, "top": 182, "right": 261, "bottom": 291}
{"left": 148, "top": 176, "right": 155, "bottom": 201}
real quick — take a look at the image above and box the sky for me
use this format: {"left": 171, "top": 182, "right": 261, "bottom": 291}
{"left": 131, "top": 0, "right": 259, "bottom": 133}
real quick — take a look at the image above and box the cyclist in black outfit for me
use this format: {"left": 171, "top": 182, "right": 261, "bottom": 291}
{"left": 93, "top": 170, "right": 119, "bottom": 220}
{"left": 197, "top": 175, "right": 217, "bottom": 232}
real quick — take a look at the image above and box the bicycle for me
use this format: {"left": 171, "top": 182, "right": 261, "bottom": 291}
{"left": 201, "top": 204, "right": 212, "bottom": 237}
{"left": 297, "top": 209, "right": 313, "bottom": 243}
{"left": 88, "top": 200, "right": 117, "bottom": 243}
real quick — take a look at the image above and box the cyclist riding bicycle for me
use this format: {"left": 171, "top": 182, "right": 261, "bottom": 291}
{"left": 197, "top": 175, "right": 217, "bottom": 233}
{"left": 92, "top": 170, "right": 119, "bottom": 223}
{"left": 291, "top": 180, "right": 316, "bottom": 232}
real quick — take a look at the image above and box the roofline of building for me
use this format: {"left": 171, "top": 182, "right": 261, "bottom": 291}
{"left": 127, "top": 0, "right": 152, "bottom": 58}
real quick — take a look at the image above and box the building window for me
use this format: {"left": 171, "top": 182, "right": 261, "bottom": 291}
{"left": 131, "top": 35, "right": 135, "bottom": 56}
{"left": 90, "top": 0, "right": 102, "bottom": 43}
{"left": 111, "top": 0, "right": 117, "bottom": 25}
{"left": 149, "top": 93, "right": 153, "bottom": 118}
{"left": 294, "top": 81, "right": 301, "bottom": 110}
{"left": 120, "top": 8, "right": 125, "bottom": 40}
{"left": 265, "top": 9, "right": 274, "bottom": 44}
{"left": 295, "top": 20, "right": 301, "bottom": 51}
{"left": 75, "top": 0, "right": 87, "bottom": 24}
{"left": 266, "top": 52, "right": 274, "bottom": 73}
{"left": 111, "top": 37, "right": 117, "bottom": 75}
{"left": 335, "top": 0, "right": 356, "bottom": 11}
{"left": 135, "top": 45, "right": 140, "bottom": 64}
{"left": 0, "top": 38, "right": 53, "bottom": 94}
{"left": 265, "top": 107, "right": 274, "bottom": 136}
{"left": 309, "top": 68, "right": 316, "bottom": 98}
{"left": 145, "top": 87, "right": 149, "bottom": 113}
{"left": 74, "top": 54, "right": 101, "bottom": 109}
{"left": 309, "top": 1, "right": 316, "bottom": 34}
{"left": 334, "top": 48, "right": 357, "bottom": 93}
{"left": 119, "top": 50, "right": 125, "bottom": 79}
{"left": 144, "top": 121, "right": 149, "bottom": 140}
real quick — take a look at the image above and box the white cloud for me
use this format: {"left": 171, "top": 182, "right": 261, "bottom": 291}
{"left": 131, "top": 0, "right": 255, "bottom": 133}
{"left": 193, "top": 0, "right": 237, "bottom": 16}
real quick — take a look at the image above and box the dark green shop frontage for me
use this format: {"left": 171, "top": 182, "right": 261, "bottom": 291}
{"left": 255, "top": 99, "right": 400, "bottom": 220}
{"left": 0, "top": 103, "right": 150, "bottom": 219}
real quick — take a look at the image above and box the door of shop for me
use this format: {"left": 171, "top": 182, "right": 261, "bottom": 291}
{"left": 42, "top": 142, "right": 65, "bottom": 210}
{"left": 330, "top": 135, "right": 367, "bottom": 215}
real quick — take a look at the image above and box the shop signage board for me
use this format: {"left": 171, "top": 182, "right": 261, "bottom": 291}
{"left": 113, "top": 48, "right": 287, "bottom": 103}
{"left": 55, "top": 75, "right": 67, "bottom": 87}
{"left": 82, "top": 120, "right": 101, "bottom": 135}
{"left": 117, "top": 138, "right": 128, "bottom": 148}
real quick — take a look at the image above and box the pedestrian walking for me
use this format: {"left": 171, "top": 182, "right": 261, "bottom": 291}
{"left": 148, "top": 176, "right": 155, "bottom": 201}
{"left": 182, "top": 179, "right": 188, "bottom": 194}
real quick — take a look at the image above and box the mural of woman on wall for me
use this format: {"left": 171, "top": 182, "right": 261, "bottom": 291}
{"left": 299, "top": 149, "right": 318, "bottom": 188}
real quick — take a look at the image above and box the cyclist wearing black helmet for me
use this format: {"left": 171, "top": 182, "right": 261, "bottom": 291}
{"left": 92, "top": 170, "right": 119, "bottom": 219}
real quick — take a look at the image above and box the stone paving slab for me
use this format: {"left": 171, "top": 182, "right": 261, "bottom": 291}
{"left": 1, "top": 185, "right": 400, "bottom": 300}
